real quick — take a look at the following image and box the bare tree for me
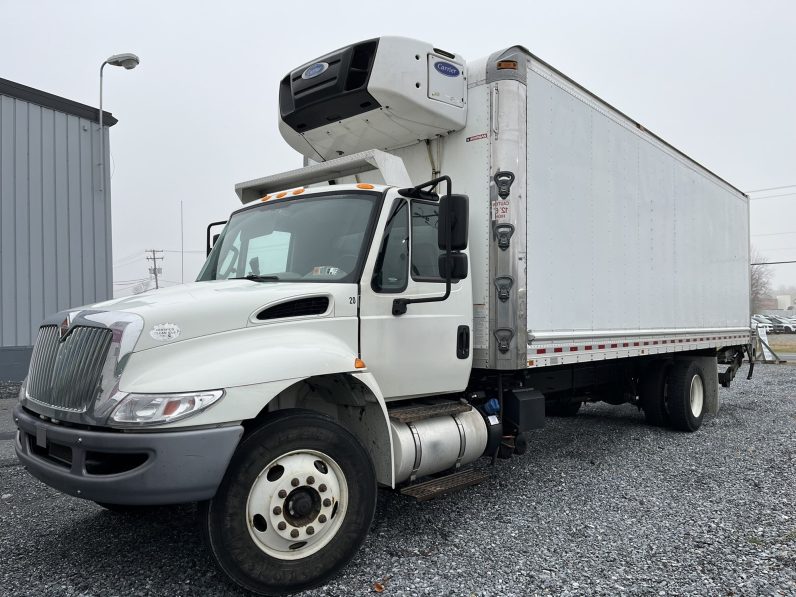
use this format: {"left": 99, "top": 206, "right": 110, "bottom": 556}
{"left": 751, "top": 247, "right": 773, "bottom": 312}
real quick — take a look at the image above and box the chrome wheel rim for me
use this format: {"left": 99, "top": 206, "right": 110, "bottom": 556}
{"left": 246, "top": 449, "right": 348, "bottom": 560}
{"left": 689, "top": 374, "right": 704, "bottom": 418}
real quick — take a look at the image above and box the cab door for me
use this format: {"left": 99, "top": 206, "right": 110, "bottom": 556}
{"left": 358, "top": 193, "right": 472, "bottom": 400}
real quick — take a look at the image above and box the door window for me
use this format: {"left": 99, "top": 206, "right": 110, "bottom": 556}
{"left": 372, "top": 201, "right": 409, "bottom": 292}
{"left": 411, "top": 201, "right": 444, "bottom": 282}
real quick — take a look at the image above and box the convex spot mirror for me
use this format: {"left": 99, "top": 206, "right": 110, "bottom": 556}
{"left": 438, "top": 253, "right": 468, "bottom": 281}
{"left": 437, "top": 194, "right": 469, "bottom": 251}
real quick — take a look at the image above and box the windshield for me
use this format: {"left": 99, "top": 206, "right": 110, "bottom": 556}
{"left": 198, "top": 192, "right": 379, "bottom": 283}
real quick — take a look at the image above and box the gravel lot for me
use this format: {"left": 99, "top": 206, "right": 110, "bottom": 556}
{"left": 1, "top": 364, "right": 794, "bottom": 596}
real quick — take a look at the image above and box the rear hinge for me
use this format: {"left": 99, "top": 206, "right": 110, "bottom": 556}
{"left": 493, "top": 223, "right": 515, "bottom": 251}
{"left": 495, "top": 276, "right": 514, "bottom": 302}
{"left": 494, "top": 171, "right": 515, "bottom": 199}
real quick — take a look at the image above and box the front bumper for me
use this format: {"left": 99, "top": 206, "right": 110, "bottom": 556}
{"left": 14, "top": 405, "right": 243, "bottom": 505}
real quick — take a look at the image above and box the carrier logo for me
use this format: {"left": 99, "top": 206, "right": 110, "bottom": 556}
{"left": 301, "top": 62, "right": 329, "bottom": 80}
{"left": 434, "top": 61, "right": 460, "bottom": 77}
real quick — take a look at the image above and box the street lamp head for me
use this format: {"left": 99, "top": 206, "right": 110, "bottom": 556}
{"left": 105, "top": 53, "right": 140, "bottom": 70}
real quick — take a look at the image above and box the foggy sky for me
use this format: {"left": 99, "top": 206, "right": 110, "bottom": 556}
{"left": 1, "top": 0, "right": 795, "bottom": 294}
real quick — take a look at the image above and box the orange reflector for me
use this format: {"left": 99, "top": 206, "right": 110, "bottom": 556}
{"left": 356, "top": 183, "right": 375, "bottom": 189}
{"left": 292, "top": 188, "right": 305, "bottom": 195}
{"left": 276, "top": 191, "right": 287, "bottom": 198}
{"left": 354, "top": 358, "right": 366, "bottom": 369}
{"left": 497, "top": 60, "right": 518, "bottom": 70}
{"left": 260, "top": 195, "right": 271, "bottom": 202}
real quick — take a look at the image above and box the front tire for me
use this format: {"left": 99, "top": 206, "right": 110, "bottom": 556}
{"left": 201, "top": 410, "right": 376, "bottom": 596}
{"left": 666, "top": 361, "right": 706, "bottom": 432}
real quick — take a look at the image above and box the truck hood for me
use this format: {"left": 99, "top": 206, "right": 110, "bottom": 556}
{"left": 87, "top": 280, "right": 355, "bottom": 352}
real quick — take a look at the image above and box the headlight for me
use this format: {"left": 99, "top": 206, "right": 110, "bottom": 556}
{"left": 109, "top": 390, "right": 224, "bottom": 426}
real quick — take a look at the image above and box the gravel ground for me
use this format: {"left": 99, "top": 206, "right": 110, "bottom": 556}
{"left": 1, "top": 364, "right": 794, "bottom": 596}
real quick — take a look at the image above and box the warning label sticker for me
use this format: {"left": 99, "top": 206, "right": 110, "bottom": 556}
{"left": 466, "top": 133, "right": 488, "bottom": 142}
{"left": 473, "top": 304, "right": 489, "bottom": 349}
{"left": 493, "top": 199, "right": 511, "bottom": 222}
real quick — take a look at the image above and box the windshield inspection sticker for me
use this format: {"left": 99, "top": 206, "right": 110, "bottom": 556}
{"left": 150, "top": 323, "right": 181, "bottom": 342}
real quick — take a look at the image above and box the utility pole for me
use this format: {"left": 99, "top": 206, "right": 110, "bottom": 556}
{"left": 146, "top": 249, "right": 164, "bottom": 289}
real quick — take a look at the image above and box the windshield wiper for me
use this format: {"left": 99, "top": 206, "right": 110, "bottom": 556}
{"left": 232, "top": 275, "right": 281, "bottom": 282}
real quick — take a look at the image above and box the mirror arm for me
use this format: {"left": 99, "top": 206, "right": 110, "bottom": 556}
{"left": 392, "top": 177, "right": 453, "bottom": 316}
{"left": 206, "top": 220, "right": 228, "bottom": 256}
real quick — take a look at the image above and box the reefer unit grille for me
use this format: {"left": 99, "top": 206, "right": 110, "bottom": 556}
{"left": 27, "top": 325, "right": 113, "bottom": 412}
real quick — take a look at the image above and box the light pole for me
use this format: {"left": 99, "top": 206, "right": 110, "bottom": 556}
{"left": 99, "top": 53, "right": 139, "bottom": 192}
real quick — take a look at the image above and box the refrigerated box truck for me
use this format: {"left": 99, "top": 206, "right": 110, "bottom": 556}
{"left": 14, "top": 37, "right": 752, "bottom": 595}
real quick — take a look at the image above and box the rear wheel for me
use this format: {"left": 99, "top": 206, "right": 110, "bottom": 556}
{"left": 201, "top": 410, "right": 376, "bottom": 596}
{"left": 639, "top": 360, "right": 672, "bottom": 427}
{"left": 666, "top": 361, "right": 706, "bottom": 432}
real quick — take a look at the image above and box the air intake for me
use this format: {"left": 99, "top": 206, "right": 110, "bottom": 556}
{"left": 257, "top": 297, "right": 330, "bottom": 321}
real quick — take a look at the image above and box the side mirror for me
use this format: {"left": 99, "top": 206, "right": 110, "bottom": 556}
{"left": 438, "top": 253, "right": 468, "bottom": 281}
{"left": 438, "top": 194, "right": 468, "bottom": 251}
{"left": 212, "top": 233, "right": 220, "bottom": 246}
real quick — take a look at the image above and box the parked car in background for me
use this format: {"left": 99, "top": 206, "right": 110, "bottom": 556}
{"left": 767, "top": 315, "right": 796, "bottom": 333}
{"left": 751, "top": 317, "right": 774, "bottom": 334}
{"left": 754, "top": 314, "right": 784, "bottom": 333}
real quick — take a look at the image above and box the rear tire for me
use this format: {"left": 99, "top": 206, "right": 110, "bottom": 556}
{"left": 639, "top": 360, "right": 672, "bottom": 427}
{"left": 665, "top": 361, "right": 706, "bottom": 432}
{"left": 201, "top": 410, "right": 376, "bottom": 596}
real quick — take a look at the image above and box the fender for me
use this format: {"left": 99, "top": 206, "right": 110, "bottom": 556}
{"left": 120, "top": 320, "right": 360, "bottom": 393}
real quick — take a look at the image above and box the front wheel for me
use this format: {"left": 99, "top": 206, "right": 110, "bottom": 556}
{"left": 201, "top": 410, "right": 376, "bottom": 595}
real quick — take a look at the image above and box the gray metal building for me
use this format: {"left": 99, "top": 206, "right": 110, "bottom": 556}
{"left": 0, "top": 78, "right": 116, "bottom": 380}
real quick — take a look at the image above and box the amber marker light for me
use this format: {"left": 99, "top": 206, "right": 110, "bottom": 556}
{"left": 356, "top": 183, "right": 375, "bottom": 189}
{"left": 276, "top": 191, "right": 287, "bottom": 198}
{"left": 354, "top": 358, "right": 366, "bottom": 369}
{"left": 292, "top": 188, "right": 305, "bottom": 195}
{"left": 497, "top": 60, "right": 518, "bottom": 70}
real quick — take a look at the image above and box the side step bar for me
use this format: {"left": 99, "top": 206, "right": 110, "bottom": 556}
{"left": 388, "top": 402, "right": 471, "bottom": 424}
{"left": 400, "top": 469, "right": 490, "bottom": 502}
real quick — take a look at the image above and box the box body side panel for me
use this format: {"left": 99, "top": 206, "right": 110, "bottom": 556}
{"left": 525, "top": 64, "right": 750, "bottom": 346}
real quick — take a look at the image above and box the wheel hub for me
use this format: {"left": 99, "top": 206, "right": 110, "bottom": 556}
{"left": 689, "top": 374, "right": 704, "bottom": 418}
{"left": 246, "top": 450, "right": 348, "bottom": 560}
{"left": 284, "top": 488, "right": 321, "bottom": 526}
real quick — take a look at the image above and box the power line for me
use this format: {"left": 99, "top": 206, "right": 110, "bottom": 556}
{"left": 751, "top": 231, "right": 796, "bottom": 237}
{"left": 748, "top": 192, "right": 796, "bottom": 200}
{"left": 752, "top": 260, "right": 796, "bottom": 265}
{"left": 746, "top": 184, "right": 796, "bottom": 193}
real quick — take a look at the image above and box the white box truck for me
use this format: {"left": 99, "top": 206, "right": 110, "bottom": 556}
{"left": 14, "top": 37, "right": 752, "bottom": 595}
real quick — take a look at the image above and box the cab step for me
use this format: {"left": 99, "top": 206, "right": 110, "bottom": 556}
{"left": 400, "top": 468, "right": 490, "bottom": 502}
{"left": 388, "top": 402, "right": 471, "bottom": 424}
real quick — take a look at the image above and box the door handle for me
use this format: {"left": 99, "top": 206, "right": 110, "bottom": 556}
{"left": 457, "top": 325, "right": 470, "bottom": 359}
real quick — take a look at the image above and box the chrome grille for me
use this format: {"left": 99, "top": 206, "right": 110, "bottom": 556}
{"left": 27, "top": 325, "right": 113, "bottom": 412}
